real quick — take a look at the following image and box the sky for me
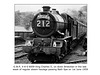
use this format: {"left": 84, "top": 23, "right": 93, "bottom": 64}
{"left": 15, "top": 4, "right": 86, "bottom": 13}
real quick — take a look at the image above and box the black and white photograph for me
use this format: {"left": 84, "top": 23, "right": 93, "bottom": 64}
{"left": 1, "top": 0, "right": 100, "bottom": 74}
{"left": 14, "top": 4, "right": 87, "bottom": 64}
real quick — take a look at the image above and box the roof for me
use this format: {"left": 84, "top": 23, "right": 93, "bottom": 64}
{"left": 15, "top": 26, "right": 33, "bottom": 32}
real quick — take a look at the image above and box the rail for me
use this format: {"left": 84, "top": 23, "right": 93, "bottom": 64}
{"left": 15, "top": 44, "right": 28, "bottom": 59}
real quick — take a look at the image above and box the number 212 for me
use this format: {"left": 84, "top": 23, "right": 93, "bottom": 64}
{"left": 37, "top": 20, "right": 50, "bottom": 27}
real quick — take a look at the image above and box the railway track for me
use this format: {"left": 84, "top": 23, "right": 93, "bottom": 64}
{"left": 15, "top": 45, "right": 28, "bottom": 60}
{"left": 59, "top": 54, "right": 87, "bottom": 64}
{"left": 15, "top": 44, "right": 87, "bottom": 64}
{"left": 66, "top": 59, "right": 87, "bottom": 64}
{"left": 60, "top": 45, "right": 87, "bottom": 64}
{"left": 15, "top": 52, "right": 27, "bottom": 60}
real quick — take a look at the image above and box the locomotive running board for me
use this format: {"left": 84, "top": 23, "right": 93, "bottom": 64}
{"left": 57, "top": 36, "right": 72, "bottom": 41}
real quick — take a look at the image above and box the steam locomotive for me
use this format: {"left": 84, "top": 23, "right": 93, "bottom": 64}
{"left": 23, "top": 6, "right": 87, "bottom": 63}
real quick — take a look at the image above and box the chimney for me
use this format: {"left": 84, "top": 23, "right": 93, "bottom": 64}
{"left": 42, "top": 6, "right": 51, "bottom": 12}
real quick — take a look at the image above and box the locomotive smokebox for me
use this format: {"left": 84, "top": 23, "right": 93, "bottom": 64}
{"left": 32, "top": 6, "right": 67, "bottom": 37}
{"left": 42, "top": 6, "right": 51, "bottom": 12}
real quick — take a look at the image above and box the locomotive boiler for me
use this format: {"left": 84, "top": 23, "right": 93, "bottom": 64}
{"left": 23, "top": 6, "right": 87, "bottom": 63}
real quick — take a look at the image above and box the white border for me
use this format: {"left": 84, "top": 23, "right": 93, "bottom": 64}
{"left": 0, "top": 0, "right": 100, "bottom": 75}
